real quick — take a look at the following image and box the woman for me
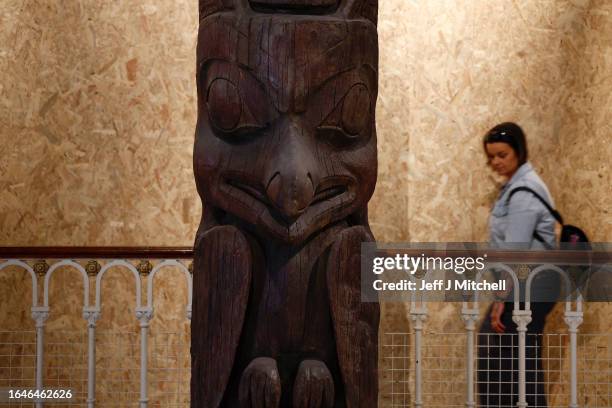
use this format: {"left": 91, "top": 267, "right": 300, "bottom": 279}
{"left": 477, "top": 122, "right": 557, "bottom": 407}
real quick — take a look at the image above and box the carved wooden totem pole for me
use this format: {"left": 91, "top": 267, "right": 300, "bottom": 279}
{"left": 192, "top": 0, "right": 379, "bottom": 406}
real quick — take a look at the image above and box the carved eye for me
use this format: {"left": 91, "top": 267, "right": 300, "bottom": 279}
{"left": 207, "top": 78, "right": 242, "bottom": 131}
{"left": 206, "top": 78, "right": 266, "bottom": 141}
{"left": 317, "top": 83, "right": 371, "bottom": 148}
{"left": 341, "top": 84, "right": 370, "bottom": 135}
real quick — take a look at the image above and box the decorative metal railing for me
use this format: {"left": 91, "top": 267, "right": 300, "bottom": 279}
{"left": 0, "top": 247, "right": 610, "bottom": 407}
{"left": 0, "top": 248, "right": 192, "bottom": 408}
{"left": 398, "top": 262, "right": 583, "bottom": 408}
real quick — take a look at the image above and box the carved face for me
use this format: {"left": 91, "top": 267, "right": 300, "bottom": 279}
{"left": 194, "top": 8, "right": 378, "bottom": 244}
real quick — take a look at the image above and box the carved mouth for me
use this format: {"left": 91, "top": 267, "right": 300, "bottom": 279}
{"left": 224, "top": 175, "right": 350, "bottom": 225}
{"left": 311, "top": 183, "right": 347, "bottom": 205}
{"left": 226, "top": 177, "right": 271, "bottom": 207}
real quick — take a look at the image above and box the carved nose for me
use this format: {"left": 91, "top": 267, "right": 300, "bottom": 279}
{"left": 266, "top": 171, "right": 315, "bottom": 221}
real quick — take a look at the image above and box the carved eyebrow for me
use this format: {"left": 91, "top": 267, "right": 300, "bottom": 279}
{"left": 312, "top": 66, "right": 375, "bottom": 101}
{"left": 200, "top": 60, "right": 269, "bottom": 99}
{"left": 200, "top": 60, "right": 374, "bottom": 118}
{"left": 201, "top": 60, "right": 277, "bottom": 127}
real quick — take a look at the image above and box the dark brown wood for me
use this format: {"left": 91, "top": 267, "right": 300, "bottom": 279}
{"left": 191, "top": 226, "right": 253, "bottom": 407}
{"left": 192, "top": 0, "right": 380, "bottom": 406}
{"left": 0, "top": 247, "right": 607, "bottom": 265}
{"left": 0, "top": 247, "right": 193, "bottom": 259}
{"left": 326, "top": 227, "right": 378, "bottom": 408}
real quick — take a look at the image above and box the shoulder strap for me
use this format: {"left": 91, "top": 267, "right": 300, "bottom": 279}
{"left": 506, "top": 186, "right": 562, "bottom": 249}
{"left": 506, "top": 186, "right": 564, "bottom": 224}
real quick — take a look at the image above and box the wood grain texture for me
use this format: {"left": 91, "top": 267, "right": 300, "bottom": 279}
{"left": 326, "top": 226, "right": 378, "bottom": 408}
{"left": 192, "top": 0, "right": 380, "bottom": 405}
{"left": 191, "top": 226, "right": 252, "bottom": 407}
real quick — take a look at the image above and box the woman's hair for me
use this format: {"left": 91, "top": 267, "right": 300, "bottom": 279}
{"left": 483, "top": 122, "right": 528, "bottom": 165}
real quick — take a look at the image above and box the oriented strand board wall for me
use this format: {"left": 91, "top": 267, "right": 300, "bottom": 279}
{"left": 547, "top": 3, "right": 612, "bottom": 404}
{"left": 373, "top": 0, "right": 600, "bottom": 244}
{"left": 0, "top": 1, "right": 198, "bottom": 404}
{"left": 556, "top": 0, "right": 612, "bottom": 243}
{"left": 373, "top": 1, "right": 611, "bottom": 404}
{"left": 0, "top": 1, "right": 199, "bottom": 246}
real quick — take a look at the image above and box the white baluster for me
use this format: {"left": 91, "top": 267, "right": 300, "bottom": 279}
{"left": 512, "top": 309, "right": 532, "bottom": 408}
{"left": 461, "top": 307, "right": 479, "bottom": 408}
{"left": 83, "top": 307, "right": 100, "bottom": 408}
{"left": 564, "top": 309, "right": 583, "bottom": 408}
{"left": 410, "top": 306, "right": 427, "bottom": 408}
{"left": 31, "top": 306, "right": 49, "bottom": 408}
{"left": 136, "top": 307, "right": 153, "bottom": 408}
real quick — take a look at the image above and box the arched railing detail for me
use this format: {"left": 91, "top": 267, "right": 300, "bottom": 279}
{"left": 0, "top": 259, "right": 38, "bottom": 307}
{"left": 44, "top": 260, "right": 90, "bottom": 308}
{"left": 146, "top": 260, "right": 192, "bottom": 320}
{"left": 95, "top": 260, "right": 143, "bottom": 311}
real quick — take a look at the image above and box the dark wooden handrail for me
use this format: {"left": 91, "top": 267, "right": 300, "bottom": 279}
{"left": 0, "top": 246, "right": 609, "bottom": 265}
{"left": 0, "top": 247, "right": 193, "bottom": 259}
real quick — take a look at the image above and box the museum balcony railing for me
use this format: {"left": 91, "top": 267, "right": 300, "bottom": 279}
{"left": 0, "top": 247, "right": 192, "bottom": 408}
{"left": 0, "top": 247, "right": 610, "bottom": 407}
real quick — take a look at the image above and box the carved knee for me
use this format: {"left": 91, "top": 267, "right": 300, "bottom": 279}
{"left": 239, "top": 357, "right": 281, "bottom": 408}
{"left": 293, "top": 359, "right": 334, "bottom": 408}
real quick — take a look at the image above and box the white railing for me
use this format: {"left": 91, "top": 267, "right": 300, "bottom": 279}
{"left": 379, "top": 250, "right": 611, "bottom": 408}
{"left": 0, "top": 248, "right": 192, "bottom": 407}
{"left": 0, "top": 248, "right": 609, "bottom": 407}
{"left": 410, "top": 263, "right": 583, "bottom": 408}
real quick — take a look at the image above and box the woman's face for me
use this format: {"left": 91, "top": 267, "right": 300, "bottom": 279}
{"left": 485, "top": 142, "right": 519, "bottom": 178}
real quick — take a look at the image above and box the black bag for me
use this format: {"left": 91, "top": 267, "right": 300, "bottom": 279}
{"left": 506, "top": 186, "right": 590, "bottom": 245}
{"left": 507, "top": 186, "right": 592, "bottom": 302}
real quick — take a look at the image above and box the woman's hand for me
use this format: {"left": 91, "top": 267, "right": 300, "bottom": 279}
{"left": 490, "top": 302, "right": 506, "bottom": 333}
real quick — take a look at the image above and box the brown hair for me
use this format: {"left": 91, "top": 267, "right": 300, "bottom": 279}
{"left": 483, "top": 122, "right": 528, "bottom": 165}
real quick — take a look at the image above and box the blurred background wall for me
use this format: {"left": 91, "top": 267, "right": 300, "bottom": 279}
{"left": 373, "top": 0, "right": 612, "bottom": 333}
{"left": 1, "top": 0, "right": 610, "bottom": 404}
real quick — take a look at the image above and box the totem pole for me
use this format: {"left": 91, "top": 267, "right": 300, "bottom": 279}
{"left": 192, "top": 0, "right": 379, "bottom": 406}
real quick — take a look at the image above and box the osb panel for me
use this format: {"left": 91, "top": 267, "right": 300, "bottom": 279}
{"left": 372, "top": 0, "right": 585, "bottom": 244}
{"left": 555, "top": 0, "right": 612, "bottom": 243}
{"left": 371, "top": 0, "right": 611, "bottom": 404}
{"left": 0, "top": 0, "right": 199, "bottom": 247}
{"left": 0, "top": 266, "right": 34, "bottom": 330}
{"left": 148, "top": 267, "right": 191, "bottom": 406}
{"left": 544, "top": 0, "right": 612, "bottom": 385}
{"left": 46, "top": 267, "right": 90, "bottom": 331}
